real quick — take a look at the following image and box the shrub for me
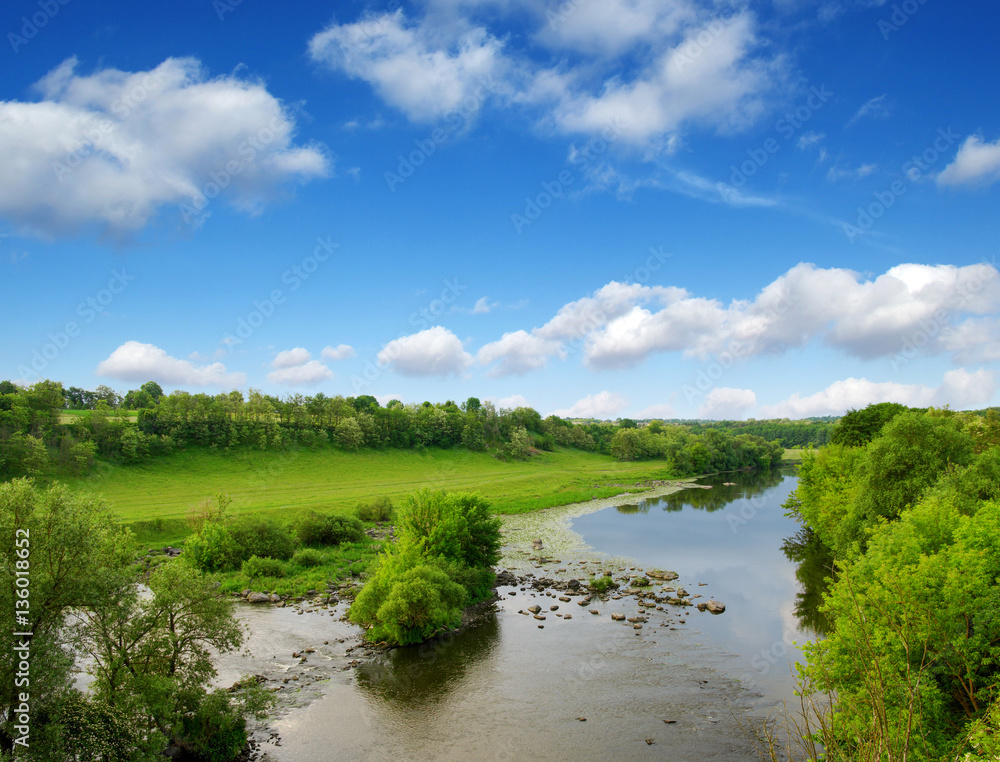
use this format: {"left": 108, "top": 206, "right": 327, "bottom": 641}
{"left": 292, "top": 548, "right": 324, "bottom": 568}
{"left": 356, "top": 495, "right": 394, "bottom": 522}
{"left": 589, "top": 576, "right": 616, "bottom": 594}
{"left": 181, "top": 690, "right": 249, "bottom": 762}
{"left": 396, "top": 490, "right": 501, "bottom": 571}
{"left": 295, "top": 511, "right": 365, "bottom": 547}
{"left": 242, "top": 555, "right": 286, "bottom": 579}
{"left": 187, "top": 515, "right": 295, "bottom": 572}
{"left": 352, "top": 545, "right": 467, "bottom": 646}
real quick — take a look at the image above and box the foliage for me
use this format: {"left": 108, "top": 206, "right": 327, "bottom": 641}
{"left": 242, "top": 554, "right": 286, "bottom": 578}
{"left": 782, "top": 405, "right": 1000, "bottom": 761}
{"left": 356, "top": 495, "right": 394, "bottom": 522}
{"left": 829, "top": 401, "right": 911, "bottom": 447}
{"left": 396, "top": 490, "right": 502, "bottom": 570}
{"left": 0, "top": 480, "right": 266, "bottom": 760}
{"left": 186, "top": 514, "right": 295, "bottom": 572}
{"left": 588, "top": 576, "right": 616, "bottom": 594}
{"left": 294, "top": 510, "right": 365, "bottom": 547}
{"left": 292, "top": 547, "right": 325, "bottom": 567}
{"left": 351, "top": 490, "right": 501, "bottom": 646}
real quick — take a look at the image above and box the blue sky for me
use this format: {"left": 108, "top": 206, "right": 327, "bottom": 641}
{"left": 2, "top": 0, "right": 999, "bottom": 420}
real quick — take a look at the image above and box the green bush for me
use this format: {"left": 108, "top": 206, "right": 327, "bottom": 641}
{"left": 396, "top": 490, "right": 501, "bottom": 571}
{"left": 352, "top": 544, "right": 467, "bottom": 646}
{"left": 187, "top": 515, "right": 295, "bottom": 572}
{"left": 292, "top": 548, "right": 324, "bottom": 568}
{"left": 295, "top": 511, "right": 365, "bottom": 547}
{"left": 356, "top": 495, "right": 394, "bottom": 522}
{"left": 242, "top": 555, "right": 286, "bottom": 579}
{"left": 588, "top": 576, "right": 616, "bottom": 594}
{"left": 181, "top": 690, "right": 249, "bottom": 762}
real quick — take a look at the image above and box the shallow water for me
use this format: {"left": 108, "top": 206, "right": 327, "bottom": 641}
{"left": 230, "top": 468, "right": 813, "bottom": 761}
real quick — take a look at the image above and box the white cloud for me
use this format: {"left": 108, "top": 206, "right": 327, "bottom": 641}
{"left": 309, "top": 10, "right": 507, "bottom": 122}
{"left": 322, "top": 343, "right": 356, "bottom": 361}
{"left": 309, "top": 5, "right": 783, "bottom": 150}
{"left": 544, "top": 12, "right": 781, "bottom": 145}
{"left": 497, "top": 394, "right": 530, "bottom": 409}
{"left": 759, "top": 368, "right": 997, "bottom": 418}
{"left": 826, "top": 163, "right": 876, "bottom": 182}
{"left": 97, "top": 340, "right": 245, "bottom": 386}
{"left": 477, "top": 330, "right": 566, "bottom": 376}
{"left": 478, "top": 262, "right": 1000, "bottom": 374}
{"left": 267, "top": 360, "right": 334, "bottom": 387}
{"left": 796, "top": 131, "right": 825, "bottom": 150}
{"left": 847, "top": 93, "right": 889, "bottom": 126}
{"left": 471, "top": 296, "right": 493, "bottom": 314}
{"left": 536, "top": 0, "right": 695, "bottom": 56}
{"left": 376, "top": 393, "right": 404, "bottom": 406}
{"left": 0, "top": 57, "right": 329, "bottom": 238}
{"left": 378, "top": 326, "right": 474, "bottom": 377}
{"left": 272, "top": 347, "right": 311, "bottom": 368}
{"left": 697, "top": 387, "right": 757, "bottom": 419}
{"left": 551, "top": 390, "right": 629, "bottom": 419}
{"left": 937, "top": 135, "right": 1000, "bottom": 187}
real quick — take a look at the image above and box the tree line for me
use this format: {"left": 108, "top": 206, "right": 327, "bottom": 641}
{"left": 1, "top": 379, "right": 786, "bottom": 479}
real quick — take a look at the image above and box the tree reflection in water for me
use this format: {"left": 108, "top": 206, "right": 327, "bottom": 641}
{"left": 781, "top": 528, "right": 834, "bottom": 635}
{"left": 353, "top": 613, "right": 501, "bottom": 710}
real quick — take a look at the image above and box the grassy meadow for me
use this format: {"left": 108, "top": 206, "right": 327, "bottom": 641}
{"left": 64, "top": 446, "right": 676, "bottom": 548}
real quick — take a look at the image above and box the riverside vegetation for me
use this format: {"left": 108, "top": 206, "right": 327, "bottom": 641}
{"left": 752, "top": 403, "right": 1000, "bottom": 761}
{"left": 0, "top": 378, "right": 792, "bottom": 760}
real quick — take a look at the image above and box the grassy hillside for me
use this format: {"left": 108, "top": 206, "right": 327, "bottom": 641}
{"left": 63, "top": 446, "right": 676, "bottom": 547}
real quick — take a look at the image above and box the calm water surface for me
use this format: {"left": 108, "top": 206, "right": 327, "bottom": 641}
{"left": 237, "top": 468, "right": 817, "bottom": 761}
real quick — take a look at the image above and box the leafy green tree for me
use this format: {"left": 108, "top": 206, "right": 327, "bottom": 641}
{"left": 0, "top": 479, "right": 135, "bottom": 756}
{"left": 836, "top": 411, "right": 974, "bottom": 553}
{"left": 123, "top": 388, "right": 155, "bottom": 409}
{"left": 140, "top": 381, "right": 165, "bottom": 402}
{"left": 830, "top": 401, "right": 910, "bottom": 447}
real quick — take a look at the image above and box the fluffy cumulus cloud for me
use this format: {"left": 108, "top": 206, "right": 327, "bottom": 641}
{"left": 267, "top": 361, "right": 334, "bottom": 387}
{"left": 309, "top": 10, "right": 508, "bottom": 122}
{"left": 0, "top": 57, "right": 328, "bottom": 238}
{"left": 551, "top": 390, "right": 629, "bottom": 419}
{"left": 478, "top": 262, "right": 1000, "bottom": 374}
{"left": 271, "top": 347, "right": 311, "bottom": 368}
{"left": 377, "top": 326, "right": 473, "bottom": 377}
{"left": 937, "top": 135, "right": 1000, "bottom": 187}
{"left": 759, "top": 369, "right": 997, "bottom": 418}
{"left": 321, "top": 343, "right": 356, "bottom": 361}
{"left": 97, "top": 340, "right": 245, "bottom": 386}
{"left": 497, "top": 394, "right": 530, "bottom": 409}
{"left": 266, "top": 348, "right": 333, "bottom": 387}
{"left": 310, "top": 1, "right": 784, "bottom": 147}
{"left": 697, "top": 387, "right": 757, "bottom": 419}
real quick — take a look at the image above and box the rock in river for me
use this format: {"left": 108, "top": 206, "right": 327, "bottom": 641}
{"left": 246, "top": 592, "right": 271, "bottom": 603}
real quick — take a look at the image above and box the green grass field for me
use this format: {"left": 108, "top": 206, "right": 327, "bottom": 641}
{"left": 58, "top": 410, "right": 139, "bottom": 423}
{"left": 64, "top": 446, "right": 675, "bottom": 547}
{"left": 783, "top": 448, "right": 806, "bottom": 462}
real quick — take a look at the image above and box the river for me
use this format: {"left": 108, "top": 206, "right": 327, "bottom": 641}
{"left": 219, "top": 467, "right": 821, "bottom": 761}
